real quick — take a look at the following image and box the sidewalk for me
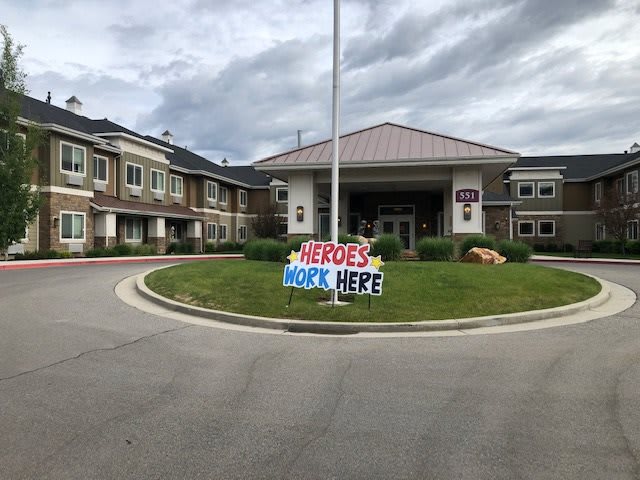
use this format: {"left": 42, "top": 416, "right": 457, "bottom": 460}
{"left": 0, "top": 254, "right": 244, "bottom": 271}
{"left": 532, "top": 255, "right": 640, "bottom": 266}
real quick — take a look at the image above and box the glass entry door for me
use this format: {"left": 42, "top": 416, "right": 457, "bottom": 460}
{"left": 379, "top": 214, "right": 414, "bottom": 249}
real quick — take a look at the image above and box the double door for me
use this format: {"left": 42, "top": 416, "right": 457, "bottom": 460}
{"left": 379, "top": 214, "right": 414, "bottom": 249}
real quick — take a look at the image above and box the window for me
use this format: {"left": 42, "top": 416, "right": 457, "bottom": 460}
{"left": 60, "top": 212, "right": 85, "bottom": 241}
{"left": 538, "top": 220, "right": 555, "bottom": 237}
{"left": 595, "top": 223, "right": 606, "bottom": 241}
{"left": 239, "top": 225, "right": 247, "bottom": 241}
{"left": 61, "top": 142, "right": 86, "bottom": 175}
{"left": 628, "top": 220, "right": 639, "bottom": 240}
{"left": 170, "top": 175, "right": 183, "bottom": 196}
{"left": 219, "top": 186, "right": 228, "bottom": 204}
{"left": 207, "top": 223, "right": 217, "bottom": 240}
{"left": 239, "top": 190, "right": 247, "bottom": 207}
{"left": 538, "top": 182, "right": 555, "bottom": 198}
{"left": 93, "top": 155, "right": 108, "bottom": 182}
{"left": 219, "top": 224, "right": 228, "bottom": 241}
{"left": 518, "top": 182, "right": 534, "bottom": 198}
{"left": 518, "top": 220, "right": 534, "bottom": 236}
{"left": 617, "top": 178, "right": 624, "bottom": 198}
{"left": 151, "top": 169, "right": 165, "bottom": 192}
{"left": 207, "top": 181, "right": 217, "bottom": 201}
{"left": 276, "top": 187, "right": 288, "bottom": 203}
{"left": 594, "top": 182, "right": 602, "bottom": 203}
{"left": 126, "top": 163, "right": 143, "bottom": 187}
{"left": 125, "top": 218, "right": 143, "bottom": 241}
{"left": 626, "top": 171, "right": 638, "bottom": 194}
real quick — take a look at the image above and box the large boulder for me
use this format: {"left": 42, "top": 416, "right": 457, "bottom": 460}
{"left": 459, "top": 247, "right": 506, "bottom": 265}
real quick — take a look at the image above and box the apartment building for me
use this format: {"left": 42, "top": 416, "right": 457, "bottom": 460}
{"left": 9, "top": 94, "right": 270, "bottom": 255}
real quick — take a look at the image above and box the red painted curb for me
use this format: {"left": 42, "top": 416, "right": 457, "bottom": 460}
{"left": 0, "top": 255, "right": 244, "bottom": 271}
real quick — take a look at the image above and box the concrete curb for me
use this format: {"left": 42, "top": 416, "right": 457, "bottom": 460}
{"left": 136, "top": 265, "right": 611, "bottom": 334}
{"left": 0, "top": 254, "right": 244, "bottom": 271}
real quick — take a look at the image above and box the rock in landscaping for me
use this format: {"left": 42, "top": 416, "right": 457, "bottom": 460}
{"left": 459, "top": 247, "right": 506, "bottom": 265}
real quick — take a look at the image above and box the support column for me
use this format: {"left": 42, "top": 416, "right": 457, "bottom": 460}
{"left": 187, "top": 220, "right": 202, "bottom": 253}
{"left": 451, "top": 166, "right": 483, "bottom": 241}
{"left": 288, "top": 172, "right": 317, "bottom": 238}
{"left": 148, "top": 217, "right": 166, "bottom": 254}
{"left": 94, "top": 213, "right": 117, "bottom": 248}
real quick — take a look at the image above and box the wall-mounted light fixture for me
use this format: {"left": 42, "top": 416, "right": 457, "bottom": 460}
{"left": 463, "top": 203, "right": 472, "bottom": 221}
{"left": 422, "top": 223, "right": 427, "bottom": 229}
{"left": 52, "top": 216, "right": 59, "bottom": 228}
{"left": 495, "top": 221, "right": 501, "bottom": 231}
{"left": 296, "top": 205, "right": 304, "bottom": 222}
{"left": 338, "top": 216, "right": 342, "bottom": 226}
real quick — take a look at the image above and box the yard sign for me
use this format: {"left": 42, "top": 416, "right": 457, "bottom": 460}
{"left": 283, "top": 241, "right": 385, "bottom": 295}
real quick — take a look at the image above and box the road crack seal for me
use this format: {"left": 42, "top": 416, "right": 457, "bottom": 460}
{"left": 0, "top": 325, "right": 193, "bottom": 383}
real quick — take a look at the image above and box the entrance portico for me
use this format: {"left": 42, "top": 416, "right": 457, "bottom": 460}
{"left": 254, "top": 123, "right": 519, "bottom": 245}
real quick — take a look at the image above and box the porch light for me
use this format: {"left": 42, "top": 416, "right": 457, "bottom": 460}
{"left": 463, "top": 204, "right": 472, "bottom": 221}
{"left": 296, "top": 205, "right": 304, "bottom": 222}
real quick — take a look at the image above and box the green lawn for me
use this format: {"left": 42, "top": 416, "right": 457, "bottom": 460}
{"left": 145, "top": 260, "right": 601, "bottom": 323}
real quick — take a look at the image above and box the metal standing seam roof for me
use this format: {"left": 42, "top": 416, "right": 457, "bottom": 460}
{"left": 254, "top": 122, "right": 519, "bottom": 167}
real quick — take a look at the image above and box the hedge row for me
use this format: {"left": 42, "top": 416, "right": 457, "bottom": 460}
{"left": 86, "top": 244, "right": 157, "bottom": 257}
{"left": 416, "top": 236, "right": 532, "bottom": 263}
{"left": 14, "top": 249, "right": 74, "bottom": 260}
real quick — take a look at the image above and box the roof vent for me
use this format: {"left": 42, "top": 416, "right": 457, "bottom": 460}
{"left": 161, "top": 130, "right": 173, "bottom": 145}
{"left": 65, "top": 95, "right": 82, "bottom": 115}
{"left": 221, "top": 157, "right": 229, "bottom": 167}
{"left": 630, "top": 142, "right": 640, "bottom": 154}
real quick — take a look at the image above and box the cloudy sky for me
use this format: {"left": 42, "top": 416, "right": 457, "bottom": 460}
{"left": 2, "top": 0, "right": 639, "bottom": 164}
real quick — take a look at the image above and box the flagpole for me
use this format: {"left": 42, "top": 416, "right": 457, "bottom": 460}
{"left": 331, "top": 0, "right": 340, "bottom": 303}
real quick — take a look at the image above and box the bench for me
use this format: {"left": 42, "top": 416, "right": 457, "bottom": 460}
{"left": 575, "top": 240, "right": 593, "bottom": 258}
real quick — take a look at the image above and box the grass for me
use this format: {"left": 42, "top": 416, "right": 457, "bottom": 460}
{"left": 145, "top": 260, "right": 601, "bottom": 323}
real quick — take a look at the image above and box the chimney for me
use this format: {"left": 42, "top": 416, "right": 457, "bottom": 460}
{"left": 221, "top": 157, "right": 229, "bottom": 167}
{"left": 630, "top": 142, "right": 640, "bottom": 154}
{"left": 65, "top": 96, "right": 83, "bottom": 115}
{"left": 161, "top": 130, "right": 173, "bottom": 145}
{"left": 297, "top": 129, "right": 302, "bottom": 148}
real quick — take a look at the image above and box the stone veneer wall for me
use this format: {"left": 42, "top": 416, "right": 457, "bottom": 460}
{"left": 483, "top": 206, "right": 511, "bottom": 241}
{"left": 39, "top": 193, "right": 94, "bottom": 252}
{"left": 514, "top": 214, "right": 564, "bottom": 248}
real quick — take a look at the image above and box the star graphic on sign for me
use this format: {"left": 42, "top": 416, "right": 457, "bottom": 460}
{"left": 287, "top": 250, "right": 299, "bottom": 263}
{"left": 370, "top": 255, "right": 384, "bottom": 270}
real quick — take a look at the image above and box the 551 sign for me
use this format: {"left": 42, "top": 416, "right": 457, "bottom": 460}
{"left": 455, "top": 189, "right": 479, "bottom": 202}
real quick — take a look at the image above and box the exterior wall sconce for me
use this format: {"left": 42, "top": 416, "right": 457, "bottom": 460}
{"left": 296, "top": 206, "right": 304, "bottom": 222}
{"left": 495, "top": 221, "right": 501, "bottom": 231}
{"left": 463, "top": 203, "right": 472, "bottom": 221}
{"left": 338, "top": 216, "right": 342, "bottom": 226}
{"left": 52, "top": 216, "right": 59, "bottom": 228}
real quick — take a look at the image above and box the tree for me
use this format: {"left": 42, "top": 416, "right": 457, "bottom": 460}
{"left": 0, "top": 25, "right": 42, "bottom": 260}
{"left": 596, "top": 186, "right": 640, "bottom": 255}
{"left": 251, "top": 203, "right": 285, "bottom": 239}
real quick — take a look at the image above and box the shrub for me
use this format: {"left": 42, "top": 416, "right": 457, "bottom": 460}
{"left": 244, "top": 239, "right": 286, "bottom": 262}
{"left": 132, "top": 244, "right": 156, "bottom": 256}
{"left": 627, "top": 241, "right": 640, "bottom": 255}
{"left": 546, "top": 243, "right": 559, "bottom": 252}
{"left": 86, "top": 248, "right": 107, "bottom": 257}
{"left": 217, "top": 241, "right": 240, "bottom": 252}
{"left": 60, "top": 251, "right": 73, "bottom": 258}
{"left": 497, "top": 240, "right": 532, "bottom": 263}
{"left": 533, "top": 243, "right": 546, "bottom": 252}
{"left": 112, "top": 243, "right": 133, "bottom": 256}
{"left": 563, "top": 243, "right": 575, "bottom": 253}
{"left": 460, "top": 235, "right": 496, "bottom": 254}
{"left": 204, "top": 242, "right": 216, "bottom": 253}
{"left": 370, "top": 234, "right": 404, "bottom": 261}
{"left": 338, "top": 234, "right": 360, "bottom": 244}
{"left": 286, "top": 236, "right": 309, "bottom": 254}
{"left": 416, "top": 237, "right": 454, "bottom": 261}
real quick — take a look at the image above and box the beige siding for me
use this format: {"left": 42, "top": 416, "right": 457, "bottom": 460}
{"left": 49, "top": 133, "right": 94, "bottom": 190}
{"left": 564, "top": 183, "right": 592, "bottom": 211}
{"left": 511, "top": 179, "right": 563, "bottom": 211}
{"left": 119, "top": 152, "right": 171, "bottom": 204}
{"left": 563, "top": 214, "right": 596, "bottom": 245}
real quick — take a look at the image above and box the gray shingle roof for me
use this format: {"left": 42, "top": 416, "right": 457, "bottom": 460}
{"left": 515, "top": 152, "right": 640, "bottom": 180}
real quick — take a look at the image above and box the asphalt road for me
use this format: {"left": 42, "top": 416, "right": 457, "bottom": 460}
{"left": 1, "top": 262, "right": 639, "bottom": 479}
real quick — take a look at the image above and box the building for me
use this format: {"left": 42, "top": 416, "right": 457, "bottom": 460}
{"left": 7, "top": 93, "right": 270, "bottom": 256}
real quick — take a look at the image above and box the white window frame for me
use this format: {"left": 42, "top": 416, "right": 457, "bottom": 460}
{"left": 125, "top": 217, "right": 143, "bottom": 242}
{"left": 239, "top": 225, "right": 247, "bottom": 242}
{"left": 207, "top": 181, "right": 217, "bottom": 202}
{"left": 219, "top": 186, "right": 228, "bottom": 205}
{"left": 126, "top": 162, "right": 143, "bottom": 188}
{"left": 59, "top": 211, "right": 86, "bottom": 242}
{"left": 628, "top": 220, "right": 639, "bottom": 241}
{"left": 219, "top": 224, "right": 228, "bottom": 241}
{"left": 239, "top": 189, "right": 248, "bottom": 208}
{"left": 276, "top": 187, "right": 288, "bottom": 203}
{"left": 518, "top": 220, "right": 535, "bottom": 237}
{"left": 60, "top": 141, "right": 86, "bottom": 176}
{"left": 538, "top": 220, "right": 556, "bottom": 237}
{"left": 93, "top": 155, "right": 108, "bottom": 183}
{"left": 207, "top": 222, "right": 217, "bottom": 240}
{"left": 150, "top": 168, "right": 165, "bottom": 193}
{"left": 595, "top": 223, "right": 606, "bottom": 241}
{"left": 537, "top": 182, "right": 555, "bottom": 198}
{"left": 518, "top": 182, "right": 535, "bottom": 199}
{"left": 626, "top": 171, "right": 639, "bottom": 194}
{"left": 170, "top": 174, "right": 183, "bottom": 196}
{"left": 594, "top": 181, "right": 602, "bottom": 203}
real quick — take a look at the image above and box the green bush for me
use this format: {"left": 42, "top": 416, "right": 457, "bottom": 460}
{"left": 460, "top": 235, "right": 496, "bottom": 254}
{"left": 416, "top": 237, "right": 455, "bottom": 261}
{"left": 497, "top": 240, "right": 532, "bottom": 263}
{"left": 338, "top": 234, "right": 360, "bottom": 245}
{"left": 86, "top": 248, "right": 107, "bottom": 257}
{"left": 370, "top": 234, "right": 404, "bottom": 261}
{"left": 563, "top": 243, "right": 575, "bottom": 253}
{"left": 15, "top": 249, "right": 64, "bottom": 260}
{"left": 244, "top": 239, "right": 286, "bottom": 262}
{"left": 217, "top": 241, "right": 240, "bottom": 252}
{"left": 204, "top": 242, "right": 216, "bottom": 253}
{"left": 112, "top": 243, "right": 133, "bottom": 256}
{"left": 60, "top": 251, "right": 74, "bottom": 258}
{"left": 627, "top": 241, "right": 640, "bottom": 255}
{"left": 533, "top": 243, "right": 546, "bottom": 252}
{"left": 132, "top": 244, "right": 157, "bottom": 256}
{"left": 286, "top": 236, "right": 309, "bottom": 254}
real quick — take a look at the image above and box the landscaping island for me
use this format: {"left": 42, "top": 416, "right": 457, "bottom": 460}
{"left": 144, "top": 260, "right": 601, "bottom": 323}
